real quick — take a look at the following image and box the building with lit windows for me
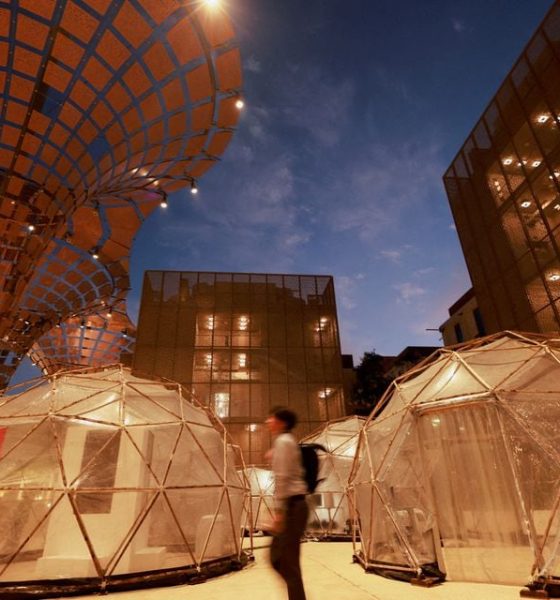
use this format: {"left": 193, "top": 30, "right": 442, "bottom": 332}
{"left": 439, "top": 288, "right": 486, "bottom": 345}
{"left": 0, "top": 0, "right": 243, "bottom": 389}
{"left": 133, "top": 271, "right": 346, "bottom": 464}
{"left": 443, "top": 2, "right": 560, "bottom": 336}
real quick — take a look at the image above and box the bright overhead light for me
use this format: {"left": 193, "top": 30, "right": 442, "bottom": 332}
{"left": 549, "top": 273, "right": 560, "bottom": 282}
{"left": 190, "top": 180, "right": 198, "bottom": 195}
{"left": 160, "top": 199, "right": 168, "bottom": 208}
{"left": 537, "top": 114, "right": 550, "bottom": 123}
{"left": 502, "top": 157, "right": 513, "bottom": 166}
{"left": 202, "top": 0, "right": 220, "bottom": 7}
{"left": 27, "top": 224, "right": 35, "bottom": 232}
{"left": 532, "top": 160, "right": 541, "bottom": 168}
{"left": 235, "top": 98, "right": 245, "bottom": 110}
{"left": 520, "top": 200, "right": 532, "bottom": 208}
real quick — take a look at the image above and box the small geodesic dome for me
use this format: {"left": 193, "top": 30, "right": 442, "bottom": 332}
{"left": 0, "top": 365, "right": 249, "bottom": 596}
{"left": 302, "top": 416, "right": 365, "bottom": 538}
{"left": 241, "top": 467, "right": 275, "bottom": 533}
{"left": 349, "top": 332, "right": 560, "bottom": 588}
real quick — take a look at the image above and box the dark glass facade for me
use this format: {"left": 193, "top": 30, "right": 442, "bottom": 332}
{"left": 444, "top": 3, "right": 560, "bottom": 334}
{"left": 133, "top": 271, "right": 346, "bottom": 464}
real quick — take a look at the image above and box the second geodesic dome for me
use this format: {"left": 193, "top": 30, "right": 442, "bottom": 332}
{"left": 302, "top": 416, "right": 365, "bottom": 538}
{"left": 349, "top": 332, "right": 560, "bottom": 588}
{"left": 241, "top": 467, "right": 275, "bottom": 533}
{"left": 0, "top": 365, "right": 249, "bottom": 597}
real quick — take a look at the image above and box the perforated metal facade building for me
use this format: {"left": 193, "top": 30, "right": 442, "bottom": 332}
{"left": 133, "top": 271, "right": 346, "bottom": 465}
{"left": 443, "top": 2, "right": 560, "bottom": 334}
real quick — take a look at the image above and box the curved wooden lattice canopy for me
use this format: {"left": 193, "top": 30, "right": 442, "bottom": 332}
{"left": 0, "top": 0, "right": 243, "bottom": 388}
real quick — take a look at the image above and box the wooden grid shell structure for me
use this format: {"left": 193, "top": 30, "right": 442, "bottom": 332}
{"left": 0, "top": 0, "right": 243, "bottom": 387}
{"left": 349, "top": 331, "right": 560, "bottom": 588}
{"left": 302, "top": 416, "right": 365, "bottom": 539}
{"left": 0, "top": 364, "right": 250, "bottom": 596}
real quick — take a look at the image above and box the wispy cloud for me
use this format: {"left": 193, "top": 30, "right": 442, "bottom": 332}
{"left": 451, "top": 18, "right": 465, "bottom": 33}
{"left": 245, "top": 55, "right": 261, "bottom": 73}
{"left": 380, "top": 249, "right": 402, "bottom": 263}
{"left": 413, "top": 267, "right": 435, "bottom": 277}
{"left": 282, "top": 231, "right": 310, "bottom": 249}
{"left": 318, "top": 140, "right": 444, "bottom": 242}
{"left": 335, "top": 274, "right": 364, "bottom": 310}
{"left": 279, "top": 65, "right": 355, "bottom": 148}
{"left": 393, "top": 282, "right": 428, "bottom": 303}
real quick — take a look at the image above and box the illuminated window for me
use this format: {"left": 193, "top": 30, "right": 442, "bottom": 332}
{"left": 213, "top": 392, "right": 229, "bottom": 419}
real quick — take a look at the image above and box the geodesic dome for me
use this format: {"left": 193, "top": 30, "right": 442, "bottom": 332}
{"left": 349, "top": 332, "right": 560, "bottom": 588}
{"left": 302, "top": 416, "right": 365, "bottom": 538}
{"left": 0, "top": 365, "right": 249, "bottom": 597}
{"left": 241, "top": 467, "right": 275, "bottom": 534}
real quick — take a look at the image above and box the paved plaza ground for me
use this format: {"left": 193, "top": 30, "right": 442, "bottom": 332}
{"left": 67, "top": 540, "right": 527, "bottom": 600}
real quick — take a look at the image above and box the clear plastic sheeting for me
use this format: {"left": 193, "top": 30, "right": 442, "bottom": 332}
{"left": 0, "top": 365, "right": 250, "bottom": 595}
{"left": 302, "top": 416, "right": 365, "bottom": 538}
{"left": 349, "top": 331, "right": 560, "bottom": 587}
{"left": 241, "top": 467, "right": 275, "bottom": 533}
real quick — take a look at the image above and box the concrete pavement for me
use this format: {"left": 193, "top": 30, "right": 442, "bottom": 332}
{"left": 66, "top": 540, "right": 526, "bottom": 600}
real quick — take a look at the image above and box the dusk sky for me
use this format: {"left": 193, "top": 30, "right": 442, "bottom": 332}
{"left": 12, "top": 0, "right": 555, "bottom": 384}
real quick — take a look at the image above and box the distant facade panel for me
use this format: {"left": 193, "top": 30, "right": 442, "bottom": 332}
{"left": 133, "top": 271, "right": 346, "bottom": 465}
{"left": 443, "top": 3, "right": 560, "bottom": 334}
{"left": 439, "top": 289, "right": 486, "bottom": 345}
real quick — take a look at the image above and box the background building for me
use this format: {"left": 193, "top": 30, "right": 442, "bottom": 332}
{"left": 439, "top": 288, "right": 486, "bottom": 345}
{"left": 133, "top": 271, "right": 346, "bottom": 464}
{"left": 443, "top": 2, "right": 560, "bottom": 335}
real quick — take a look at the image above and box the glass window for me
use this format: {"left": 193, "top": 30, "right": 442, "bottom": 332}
{"left": 473, "top": 307, "right": 486, "bottom": 337}
{"left": 213, "top": 391, "right": 230, "bottom": 419}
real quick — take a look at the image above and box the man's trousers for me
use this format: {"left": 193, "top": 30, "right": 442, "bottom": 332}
{"left": 270, "top": 495, "right": 308, "bottom": 600}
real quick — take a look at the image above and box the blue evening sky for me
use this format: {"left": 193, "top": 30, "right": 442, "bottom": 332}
{"left": 12, "top": 0, "right": 554, "bottom": 385}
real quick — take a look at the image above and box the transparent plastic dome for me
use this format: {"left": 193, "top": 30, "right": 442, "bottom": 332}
{"left": 302, "top": 416, "right": 365, "bottom": 538}
{"left": 349, "top": 332, "right": 560, "bottom": 587}
{"left": 241, "top": 466, "right": 275, "bottom": 534}
{"left": 0, "top": 365, "right": 249, "bottom": 596}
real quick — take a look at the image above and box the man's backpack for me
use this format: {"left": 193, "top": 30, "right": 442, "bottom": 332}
{"left": 299, "top": 443, "right": 327, "bottom": 494}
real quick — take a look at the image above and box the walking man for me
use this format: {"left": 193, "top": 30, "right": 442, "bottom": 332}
{"left": 266, "top": 406, "right": 308, "bottom": 600}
